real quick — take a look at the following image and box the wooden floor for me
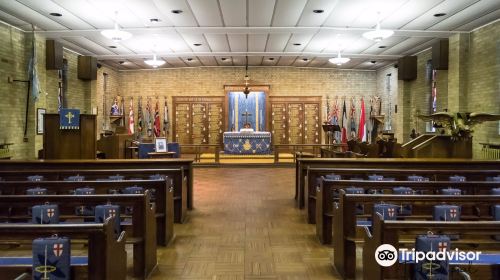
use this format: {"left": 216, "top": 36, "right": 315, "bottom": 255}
{"left": 150, "top": 167, "right": 341, "bottom": 280}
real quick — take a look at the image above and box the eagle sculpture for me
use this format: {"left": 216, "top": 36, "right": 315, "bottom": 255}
{"left": 418, "top": 112, "right": 500, "bottom": 140}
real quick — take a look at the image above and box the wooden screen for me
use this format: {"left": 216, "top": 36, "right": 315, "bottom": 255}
{"left": 269, "top": 96, "right": 321, "bottom": 145}
{"left": 172, "top": 97, "right": 224, "bottom": 145}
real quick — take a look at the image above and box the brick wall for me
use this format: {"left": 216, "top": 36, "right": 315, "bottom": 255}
{"left": 100, "top": 67, "right": 379, "bottom": 142}
{"left": 0, "top": 22, "right": 92, "bottom": 159}
{"left": 466, "top": 21, "right": 500, "bottom": 157}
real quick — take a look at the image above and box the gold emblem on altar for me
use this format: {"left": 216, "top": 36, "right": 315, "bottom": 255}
{"left": 243, "top": 140, "right": 252, "bottom": 151}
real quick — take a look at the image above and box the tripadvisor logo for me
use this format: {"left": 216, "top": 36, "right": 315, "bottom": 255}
{"left": 374, "top": 244, "right": 482, "bottom": 267}
{"left": 375, "top": 244, "right": 398, "bottom": 267}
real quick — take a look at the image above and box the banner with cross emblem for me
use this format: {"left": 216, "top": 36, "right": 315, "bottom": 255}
{"left": 59, "top": 108, "right": 80, "bottom": 130}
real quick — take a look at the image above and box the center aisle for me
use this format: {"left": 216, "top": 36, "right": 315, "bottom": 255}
{"left": 151, "top": 167, "right": 341, "bottom": 280}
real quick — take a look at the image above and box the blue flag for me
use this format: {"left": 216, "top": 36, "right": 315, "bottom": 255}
{"left": 28, "top": 32, "right": 40, "bottom": 102}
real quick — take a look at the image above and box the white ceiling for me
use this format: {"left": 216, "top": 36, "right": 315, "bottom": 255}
{"left": 0, "top": 0, "right": 498, "bottom": 70}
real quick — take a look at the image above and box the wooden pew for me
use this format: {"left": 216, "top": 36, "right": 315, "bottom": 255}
{"left": 296, "top": 158, "right": 500, "bottom": 209}
{"left": 0, "top": 192, "right": 156, "bottom": 279}
{"left": 306, "top": 168, "right": 499, "bottom": 223}
{"left": 363, "top": 215, "right": 500, "bottom": 280}
{"left": 0, "top": 158, "right": 194, "bottom": 211}
{"left": 0, "top": 179, "right": 173, "bottom": 247}
{"left": 0, "top": 169, "right": 185, "bottom": 224}
{"left": 0, "top": 217, "right": 126, "bottom": 280}
{"left": 328, "top": 188, "right": 500, "bottom": 279}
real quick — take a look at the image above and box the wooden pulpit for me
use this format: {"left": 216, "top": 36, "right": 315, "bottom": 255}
{"left": 43, "top": 114, "right": 96, "bottom": 159}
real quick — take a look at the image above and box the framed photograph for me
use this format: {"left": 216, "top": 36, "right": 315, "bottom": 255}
{"left": 37, "top": 108, "right": 46, "bottom": 134}
{"left": 155, "top": 137, "right": 167, "bottom": 152}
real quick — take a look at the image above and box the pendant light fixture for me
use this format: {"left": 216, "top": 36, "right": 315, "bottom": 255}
{"left": 144, "top": 54, "right": 165, "bottom": 68}
{"left": 101, "top": 11, "right": 132, "bottom": 42}
{"left": 329, "top": 50, "right": 350, "bottom": 66}
{"left": 362, "top": 12, "right": 393, "bottom": 42}
{"left": 243, "top": 56, "right": 250, "bottom": 98}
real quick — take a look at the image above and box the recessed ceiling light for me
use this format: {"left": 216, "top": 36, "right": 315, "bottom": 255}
{"left": 293, "top": 43, "right": 302, "bottom": 46}
{"left": 108, "top": 46, "right": 117, "bottom": 49}
{"left": 186, "top": 58, "right": 193, "bottom": 62}
{"left": 49, "top": 12, "right": 62, "bottom": 17}
{"left": 433, "top": 13, "right": 447, "bottom": 17}
{"left": 371, "top": 60, "right": 376, "bottom": 64}
{"left": 302, "top": 58, "right": 309, "bottom": 62}
{"left": 119, "top": 61, "right": 126, "bottom": 65}
{"left": 268, "top": 58, "right": 275, "bottom": 61}
{"left": 149, "top": 18, "right": 161, "bottom": 22}
{"left": 313, "top": 9, "right": 324, "bottom": 14}
{"left": 221, "top": 57, "right": 227, "bottom": 61}
{"left": 193, "top": 43, "right": 202, "bottom": 46}
{"left": 171, "top": 9, "right": 183, "bottom": 14}
{"left": 378, "top": 45, "right": 387, "bottom": 49}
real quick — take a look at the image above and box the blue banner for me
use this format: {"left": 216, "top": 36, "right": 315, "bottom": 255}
{"left": 228, "top": 91, "right": 266, "bottom": 131}
{"left": 59, "top": 109, "right": 80, "bottom": 130}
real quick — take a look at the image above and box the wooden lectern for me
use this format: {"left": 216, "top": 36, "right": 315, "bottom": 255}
{"left": 43, "top": 114, "right": 96, "bottom": 159}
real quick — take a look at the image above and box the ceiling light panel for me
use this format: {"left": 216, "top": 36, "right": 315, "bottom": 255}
{"left": 181, "top": 33, "right": 211, "bottom": 52}
{"left": 188, "top": 0, "right": 223, "bottom": 26}
{"left": 429, "top": 0, "right": 500, "bottom": 31}
{"left": 0, "top": 0, "right": 67, "bottom": 30}
{"left": 265, "top": 33, "right": 291, "bottom": 52}
{"left": 402, "top": 0, "right": 476, "bottom": 30}
{"left": 124, "top": 0, "right": 174, "bottom": 27}
{"left": 323, "top": 0, "right": 367, "bottom": 27}
{"left": 205, "top": 34, "right": 230, "bottom": 52}
{"left": 248, "top": 34, "right": 268, "bottom": 52}
{"left": 277, "top": 56, "right": 297, "bottom": 66}
{"left": 248, "top": 56, "right": 263, "bottom": 66}
{"left": 152, "top": 0, "right": 197, "bottom": 26}
{"left": 453, "top": 9, "right": 500, "bottom": 31}
{"left": 197, "top": 56, "right": 218, "bottom": 66}
{"left": 380, "top": 37, "right": 433, "bottom": 55}
{"left": 261, "top": 56, "right": 279, "bottom": 66}
{"left": 164, "top": 57, "right": 186, "bottom": 67}
{"left": 15, "top": 0, "right": 94, "bottom": 30}
{"left": 348, "top": 0, "right": 407, "bottom": 28}
{"left": 87, "top": 0, "right": 144, "bottom": 28}
{"left": 380, "top": 0, "right": 442, "bottom": 29}
{"left": 360, "top": 36, "right": 408, "bottom": 55}
{"left": 272, "top": 0, "right": 308, "bottom": 26}
{"left": 285, "top": 33, "right": 315, "bottom": 51}
{"left": 304, "top": 30, "right": 338, "bottom": 52}
{"left": 249, "top": 0, "right": 275, "bottom": 26}
{"left": 219, "top": 0, "right": 246, "bottom": 26}
{"left": 51, "top": 0, "right": 115, "bottom": 29}
{"left": 0, "top": 9, "right": 30, "bottom": 28}
{"left": 297, "top": 0, "right": 340, "bottom": 26}
{"left": 61, "top": 36, "right": 116, "bottom": 55}
{"left": 228, "top": 34, "right": 247, "bottom": 52}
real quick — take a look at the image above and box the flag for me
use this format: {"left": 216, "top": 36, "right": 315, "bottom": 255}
{"left": 331, "top": 98, "right": 339, "bottom": 125}
{"left": 341, "top": 99, "right": 348, "bottom": 145}
{"left": 349, "top": 98, "right": 356, "bottom": 135}
{"left": 128, "top": 98, "right": 134, "bottom": 135}
{"left": 153, "top": 99, "right": 161, "bottom": 137}
{"left": 137, "top": 97, "right": 143, "bottom": 134}
{"left": 28, "top": 32, "right": 40, "bottom": 102}
{"left": 145, "top": 98, "right": 152, "bottom": 137}
{"left": 358, "top": 98, "right": 366, "bottom": 142}
{"left": 163, "top": 98, "right": 169, "bottom": 137}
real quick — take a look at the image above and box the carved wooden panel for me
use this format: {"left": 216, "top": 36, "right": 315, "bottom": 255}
{"left": 173, "top": 97, "right": 224, "bottom": 145}
{"left": 269, "top": 96, "right": 321, "bottom": 145}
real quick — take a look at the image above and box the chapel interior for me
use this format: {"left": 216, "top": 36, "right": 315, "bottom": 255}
{"left": 0, "top": 0, "right": 499, "bottom": 279}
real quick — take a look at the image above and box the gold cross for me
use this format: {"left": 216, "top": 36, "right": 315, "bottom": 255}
{"left": 65, "top": 111, "right": 75, "bottom": 124}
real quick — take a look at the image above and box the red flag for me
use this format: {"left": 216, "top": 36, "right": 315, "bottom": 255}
{"left": 341, "top": 99, "right": 348, "bottom": 144}
{"left": 153, "top": 100, "right": 161, "bottom": 137}
{"left": 358, "top": 98, "right": 366, "bottom": 142}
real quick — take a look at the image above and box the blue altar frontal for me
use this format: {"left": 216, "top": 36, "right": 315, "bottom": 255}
{"left": 223, "top": 131, "right": 271, "bottom": 154}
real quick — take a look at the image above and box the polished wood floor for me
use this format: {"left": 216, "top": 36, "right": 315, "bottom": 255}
{"left": 151, "top": 167, "right": 342, "bottom": 280}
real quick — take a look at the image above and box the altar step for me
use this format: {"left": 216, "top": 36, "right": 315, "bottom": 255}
{"left": 199, "top": 153, "right": 294, "bottom": 164}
